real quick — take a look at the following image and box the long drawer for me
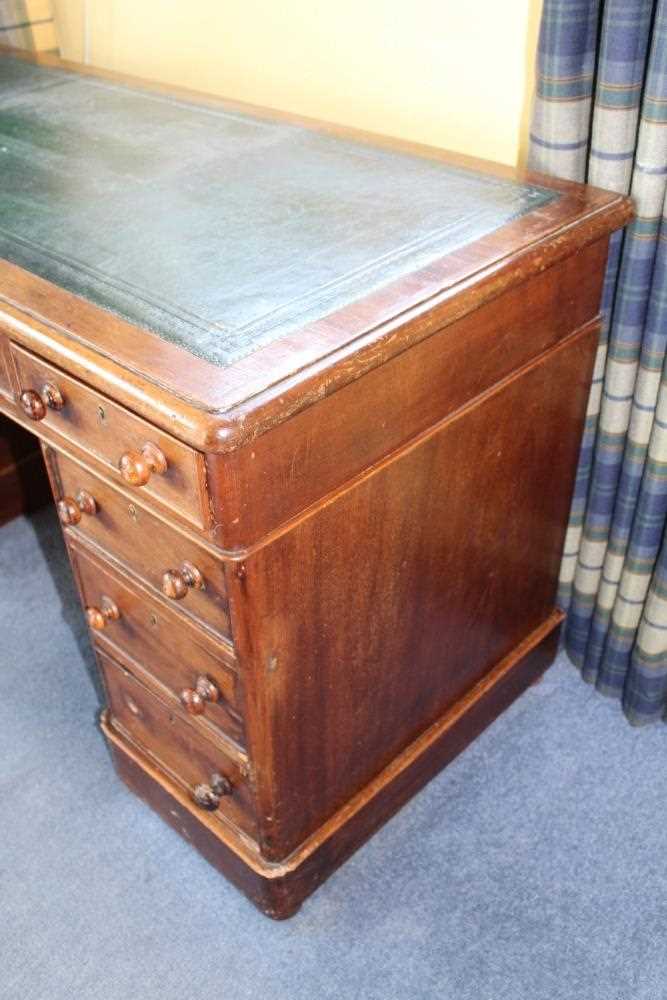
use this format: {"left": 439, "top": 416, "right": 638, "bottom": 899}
{"left": 70, "top": 541, "right": 244, "bottom": 748}
{"left": 99, "top": 648, "right": 257, "bottom": 842}
{"left": 46, "top": 447, "right": 231, "bottom": 640}
{"left": 10, "top": 344, "right": 209, "bottom": 530}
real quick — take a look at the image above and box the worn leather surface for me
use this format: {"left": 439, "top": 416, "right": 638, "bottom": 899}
{"left": 0, "top": 57, "right": 556, "bottom": 367}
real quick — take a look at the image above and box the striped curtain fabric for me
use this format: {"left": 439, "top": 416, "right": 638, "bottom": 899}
{"left": 529, "top": 0, "right": 667, "bottom": 724}
{"left": 0, "top": 0, "right": 57, "bottom": 51}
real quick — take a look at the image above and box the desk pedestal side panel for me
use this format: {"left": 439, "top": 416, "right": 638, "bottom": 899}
{"left": 229, "top": 322, "right": 598, "bottom": 863}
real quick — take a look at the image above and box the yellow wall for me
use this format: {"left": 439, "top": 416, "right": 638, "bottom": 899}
{"left": 0, "top": 0, "right": 58, "bottom": 51}
{"left": 53, "top": 0, "right": 540, "bottom": 167}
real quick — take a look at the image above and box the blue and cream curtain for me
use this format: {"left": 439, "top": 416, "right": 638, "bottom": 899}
{"left": 530, "top": 0, "right": 667, "bottom": 724}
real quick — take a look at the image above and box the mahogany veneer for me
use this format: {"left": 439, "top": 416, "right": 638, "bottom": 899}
{"left": 0, "top": 46, "right": 632, "bottom": 917}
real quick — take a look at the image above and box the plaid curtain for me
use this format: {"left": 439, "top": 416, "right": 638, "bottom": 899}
{"left": 529, "top": 0, "right": 667, "bottom": 724}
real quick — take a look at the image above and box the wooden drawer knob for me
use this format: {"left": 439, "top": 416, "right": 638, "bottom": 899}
{"left": 19, "top": 382, "right": 65, "bottom": 421}
{"left": 118, "top": 442, "right": 167, "bottom": 486}
{"left": 86, "top": 596, "right": 120, "bottom": 630}
{"left": 180, "top": 676, "right": 220, "bottom": 715}
{"left": 161, "top": 561, "right": 204, "bottom": 600}
{"left": 57, "top": 490, "right": 98, "bottom": 526}
{"left": 192, "top": 773, "right": 232, "bottom": 811}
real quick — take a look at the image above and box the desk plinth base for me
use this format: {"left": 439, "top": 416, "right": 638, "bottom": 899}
{"left": 101, "top": 610, "right": 563, "bottom": 919}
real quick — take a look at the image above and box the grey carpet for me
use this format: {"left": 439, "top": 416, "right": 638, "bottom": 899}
{"left": 1, "top": 506, "right": 666, "bottom": 1000}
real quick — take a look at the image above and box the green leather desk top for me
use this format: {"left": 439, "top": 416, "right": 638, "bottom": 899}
{"left": 0, "top": 56, "right": 556, "bottom": 368}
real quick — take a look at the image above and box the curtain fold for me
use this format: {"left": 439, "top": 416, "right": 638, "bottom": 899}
{"left": 529, "top": 0, "right": 667, "bottom": 723}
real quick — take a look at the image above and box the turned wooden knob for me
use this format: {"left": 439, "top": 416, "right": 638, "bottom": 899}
{"left": 19, "top": 382, "right": 65, "bottom": 421}
{"left": 192, "top": 773, "right": 232, "bottom": 811}
{"left": 161, "top": 561, "right": 204, "bottom": 600}
{"left": 85, "top": 596, "right": 120, "bottom": 630}
{"left": 180, "top": 676, "right": 220, "bottom": 715}
{"left": 118, "top": 442, "right": 167, "bottom": 486}
{"left": 57, "top": 490, "right": 97, "bottom": 526}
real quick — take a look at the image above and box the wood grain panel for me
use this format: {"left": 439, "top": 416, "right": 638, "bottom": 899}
{"left": 232, "top": 324, "right": 598, "bottom": 860}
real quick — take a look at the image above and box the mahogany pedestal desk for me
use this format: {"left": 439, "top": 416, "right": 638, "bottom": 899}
{"left": 0, "top": 49, "right": 632, "bottom": 918}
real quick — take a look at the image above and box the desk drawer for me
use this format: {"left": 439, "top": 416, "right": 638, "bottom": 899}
{"left": 70, "top": 542, "right": 244, "bottom": 747}
{"left": 99, "top": 649, "right": 257, "bottom": 842}
{"left": 47, "top": 448, "right": 231, "bottom": 640}
{"left": 10, "top": 344, "right": 208, "bottom": 530}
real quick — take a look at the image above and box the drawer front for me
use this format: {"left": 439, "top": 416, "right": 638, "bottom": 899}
{"left": 10, "top": 344, "right": 208, "bottom": 530}
{"left": 71, "top": 542, "right": 244, "bottom": 747}
{"left": 100, "top": 649, "right": 257, "bottom": 841}
{"left": 49, "top": 448, "right": 231, "bottom": 639}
